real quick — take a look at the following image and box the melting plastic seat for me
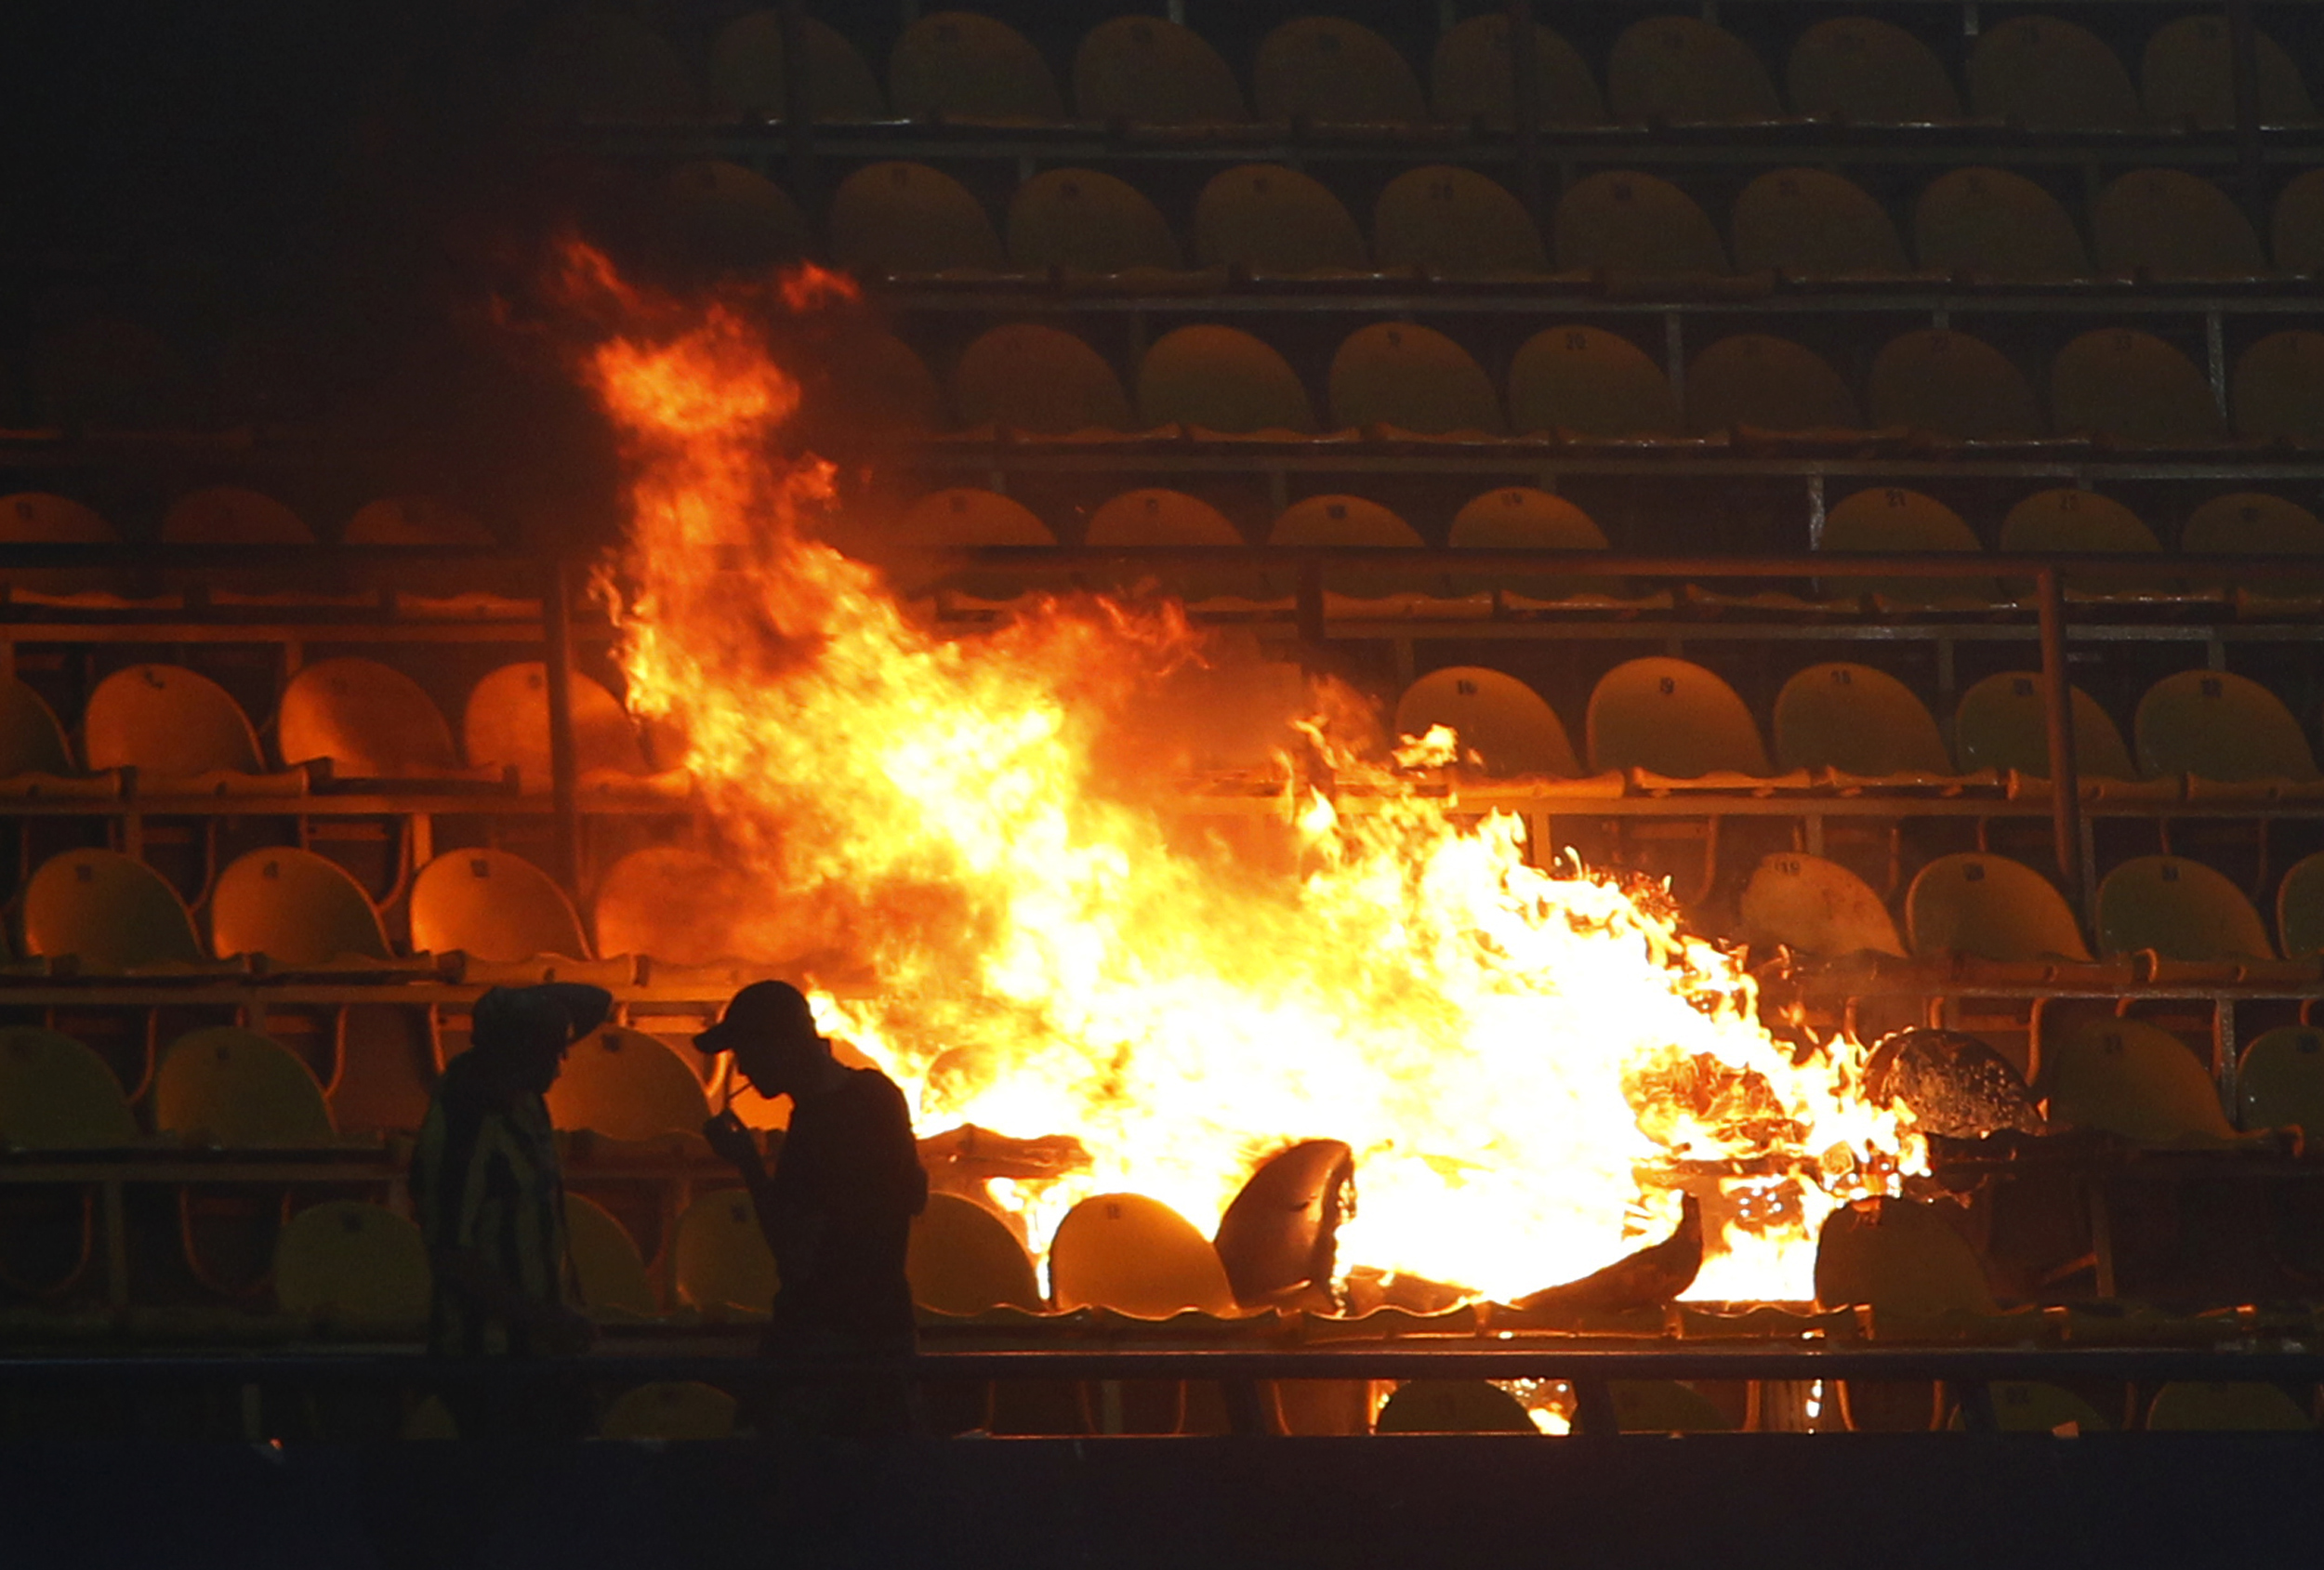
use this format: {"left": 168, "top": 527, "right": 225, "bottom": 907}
{"left": 1818, "top": 485, "right": 1991, "bottom": 604}
{"left": 2092, "top": 170, "right": 2265, "bottom": 280}
{"left": 1193, "top": 164, "right": 1366, "bottom": 275}
{"left": 1429, "top": 14, "right": 1604, "bottom": 128}
{"left": 1953, "top": 672, "right": 2135, "bottom": 782}
{"left": 156, "top": 1026, "right": 337, "bottom": 1147}
{"left": 674, "top": 1188, "right": 777, "bottom": 1316}
{"left": 209, "top": 847, "right": 396, "bottom": 969}
{"left": 828, "top": 161, "right": 1004, "bottom": 275}
{"left": 1730, "top": 168, "right": 1908, "bottom": 276}
{"left": 1050, "top": 1193, "right": 1235, "bottom": 1315}
{"left": 1507, "top": 325, "right": 1680, "bottom": 436}
{"left": 601, "top": 1383, "right": 737, "bottom": 1440}
{"left": 20, "top": 848, "right": 205, "bottom": 970}
{"left": 2147, "top": 1382, "right": 2311, "bottom": 1431}
{"left": 1327, "top": 323, "right": 1502, "bottom": 433}
{"left": 1553, "top": 171, "right": 1727, "bottom": 274}
{"left": 1372, "top": 166, "right": 1545, "bottom": 277}
{"left": 910, "top": 1192, "right": 1041, "bottom": 1315}
{"left": 83, "top": 663, "right": 268, "bottom": 783}
{"left": 1606, "top": 16, "right": 1781, "bottom": 124}
{"left": 1966, "top": 15, "right": 2140, "bottom": 130}
{"left": 1785, "top": 17, "right": 1961, "bottom": 124}
{"left": 1375, "top": 1381, "right": 1536, "bottom": 1433}
{"left": 409, "top": 848, "right": 591, "bottom": 966}
{"left": 547, "top": 1026, "right": 708, "bottom": 1142}
{"left": 1738, "top": 852, "right": 1906, "bottom": 957}
{"left": 1914, "top": 167, "right": 2090, "bottom": 281}
{"left": 1773, "top": 663, "right": 1951, "bottom": 777}
{"left": 2095, "top": 855, "right": 2275, "bottom": 960}
{"left": 2232, "top": 331, "right": 2324, "bottom": 445}
{"left": 273, "top": 1201, "right": 430, "bottom": 1327}
{"left": 1393, "top": 666, "right": 1579, "bottom": 778}
{"left": 0, "top": 1027, "right": 137, "bottom": 1149}
{"left": 1253, "top": 16, "right": 1425, "bottom": 124}
{"left": 1073, "top": 15, "right": 1247, "bottom": 125}
{"left": 462, "top": 663, "right": 648, "bottom": 791}
{"left": 2237, "top": 1025, "right": 2324, "bottom": 1132}
{"left": 276, "top": 656, "right": 469, "bottom": 780}
{"left": 1006, "top": 168, "right": 1181, "bottom": 273}
{"left": 567, "top": 1192, "right": 657, "bottom": 1317}
{"left": 159, "top": 486, "right": 311, "bottom": 545}
{"left": 2135, "top": 669, "right": 2319, "bottom": 784}
{"left": 1904, "top": 852, "right": 2090, "bottom": 961}
{"left": 1867, "top": 329, "right": 2042, "bottom": 440}
{"left": 1684, "top": 334, "right": 1859, "bottom": 434}
{"left": 1136, "top": 325, "right": 1316, "bottom": 433}
{"left": 2044, "top": 1018, "right": 2236, "bottom": 1145}
{"left": 951, "top": 323, "right": 1132, "bottom": 433}
{"left": 1445, "top": 485, "right": 1612, "bottom": 598}
{"left": 706, "top": 10, "right": 882, "bottom": 119}
{"left": 2141, "top": 16, "right": 2311, "bottom": 130}
{"left": 1586, "top": 657, "right": 1770, "bottom": 779}
{"left": 888, "top": 10, "right": 1061, "bottom": 122}
{"left": 2277, "top": 854, "right": 2324, "bottom": 957}
{"left": 2049, "top": 331, "right": 2224, "bottom": 445}
{"left": 1265, "top": 495, "right": 1425, "bottom": 598}
{"left": 1084, "top": 487, "right": 1251, "bottom": 601}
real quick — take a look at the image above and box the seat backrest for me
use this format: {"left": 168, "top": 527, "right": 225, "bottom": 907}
{"left": 1085, "top": 487, "right": 1241, "bottom": 548}
{"left": 706, "top": 9, "right": 883, "bottom": 118}
{"left": 2184, "top": 490, "right": 2324, "bottom": 559}
{"left": 1606, "top": 16, "right": 1781, "bottom": 123}
{"left": 1966, "top": 15, "right": 2140, "bottom": 129}
{"left": 2044, "top": 1018, "right": 2234, "bottom": 1143}
{"left": 1814, "top": 1195, "right": 1998, "bottom": 1316}
{"left": 601, "top": 1382, "right": 738, "bottom": 1440}
{"left": 1952, "top": 671, "right": 2134, "bottom": 780}
{"left": 566, "top": 1193, "right": 656, "bottom": 1316}
{"left": 1866, "top": 329, "right": 2042, "bottom": 439}
{"left": 546, "top": 1026, "right": 709, "bottom": 1141}
{"left": 1914, "top": 167, "right": 2090, "bottom": 280}
{"left": 1375, "top": 1380, "right": 1538, "bottom": 1433}
{"left": 1327, "top": 323, "right": 1502, "bottom": 434}
{"left": 2230, "top": 331, "right": 2324, "bottom": 446}
{"left": 662, "top": 160, "right": 809, "bottom": 274}
{"left": 1393, "top": 666, "right": 1579, "bottom": 778}
{"left": 156, "top": 1025, "right": 337, "bottom": 1145}
{"left": 2140, "top": 15, "right": 2311, "bottom": 130}
{"left": 83, "top": 663, "right": 262, "bottom": 775}
{"left": 2049, "top": 329, "right": 2223, "bottom": 444}
{"left": 888, "top": 9, "right": 1061, "bottom": 122}
{"left": 1685, "top": 334, "right": 1860, "bottom": 434}
{"left": 1268, "top": 495, "right": 1423, "bottom": 597}
{"left": 1785, "top": 17, "right": 1961, "bottom": 123}
{"left": 2147, "top": 1382, "right": 2312, "bottom": 1431}
{"left": 2134, "top": 668, "right": 2319, "bottom": 783}
{"left": 0, "top": 491, "right": 112, "bottom": 542}
{"left": 2097, "top": 854, "right": 2274, "bottom": 960}
{"left": 1586, "top": 656, "right": 1770, "bottom": 776}
{"left": 1192, "top": 163, "right": 1366, "bottom": 274}
{"left": 2277, "top": 854, "right": 2324, "bottom": 957}
{"left": 462, "top": 662, "right": 646, "bottom": 788}
{"left": 1136, "top": 325, "right": 1315, "bottom": 433}
{"left": 1073, "top": 15, "right": 1246, "bottom": 125}
{"left": 1507, "top": 324, "right": 1680, "bottom": 436}
{"left": 276, "top": 656, "right": 460, "bottom": 778}
{"left": 887, "top": 487, "right": 1057, "bottom": 599}
{"left": 1998, "top": 487, "right": 2161, "bottom": 556}
{"left": 1820, "top": 485, "right": 1981, "bottom": 557}
{"left": 210, "top": 847, "right": 391, "bottom": 964}
{"left": 2092, "top": 169, "right": 2264, "bottom": 279}
{"left": 673, "top": 1188, "right": 778, "bottom": 1313}
{"left": 909, "top": 1192, "right": 1041, "bottom": 1314}
{"left": 20, "top": 848, "right": 203, "bottom": 968}
{"left": 2275, "top": 170, "right": 2324, "bottom": 273}
{"left": 1372, "top": 165, "right": 1545, "bottom": 276}
{"left": 1049, "top": 1192, "right": 1236, "bottom": 1314}
{"left": 0, "top": 679, "right": 73, "bottom": 775}
{"left": 1730, "top": 167, "right": 1908, "bottom": 276}
{"left": 1904, "top": 851, "right": 2090, "bottom": 960}
{"left": 1006, "top": 167, "right": 1180, "bottom": 272}
{"left": 1253, "top": 16, "right": 1425, "bottom": 124}
{"left": 592, "top": 845, "right": 773, "bottom": 965}
{"left": 0, "top": 1026, "right": 137, "bottom": 1149}
{"left": 1445, "top": 484, "right": 1610, "bottom": 596}
{"left": 340, "top": 495, "right": 491, "bottom": 546}
{"left": 803, "top": 331, "right": 945, "bottom": 437}
{"left": 159, "top": 485, "right": 311, "bottom": 545}
{"left": 272, "top": 1201, "right": 430, "bottom": 1322}
{"left": 1737, "top": 852, "right": 1905, "bottom": 957}
{"left": 409, "top": 848, "right": 588, "bottom": 962}
{"left": 827, "top": 160, "right": 1003, "bottom": 275}
{"left": 1553, "top": 171, "right": 1726, "bottom": 273}
{"left": 951, "top": 323, "right": 1132, "bottom": 433}
{"left": 1429, "top": 13, "right": 1604, "bottom": 128}
{"left": 2237, "top": 1023, "right": 2324, "bottom": 1131}
{"left": 1773, "top": 662, "right": 1951, "bottom": 775}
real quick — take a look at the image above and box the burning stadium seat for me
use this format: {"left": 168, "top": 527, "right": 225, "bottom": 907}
{"left": 1817, "top": 485, "right": 1992, "bottom": 604}
{"left": 1372, "top": 166, "right": 1546, "bottom": 277}
{"left": 1586, "top": 656, "right": 1771, "bottom": 779}
{"left": 1506, "top": 324, "right": 1680, "bottom": 436}
{"left": 1265, "top": 494, "right": 1426, "bottom": 598}
{"left": 1006, "top": 168, "right": 1182, "bottom": 273}
{"left": 2232, "top": 331, "right": 2324, "bottom": 445}
{"left": 661, "top": 160, "right": 809, "bottom": 275}
{"left": 1552, "top": 171, "right": 1727, "bottom": 275}
{"left": 522, "top": 7, "right": 692, "bottom": 118}
{"left": 2236, "top": 1025, "right": 2324, "bottom": 1132}
{"left": 1253, "top": 16, "right": 1425, "bottom": 124}
{"left": 461, "top": 662, "right": 650, "bottom": 792}
{"left": 1084, "top": 486, "right": 1253, "bottom": 601}
{"left": 2044, "top": 1018, "right": 2236, "bottom": 1144}
{"left": 568, "top": 1192, "right": 657, "bottom": 1318}
{"left": 1049, "top": 1193, "right": 1236, "bottom": 1315}
{"left": 1684, "top": 334, "right": 1859, "bottom": 435}
{"left": 1914, "top": 167, "right": 2091, "bottom": 281}
{"left": 0, "top": 678, "right": 74, "bottom": 777}
{"left": 2278, "top": 855, "right": 2324, "bottom": 957}
{"left": 273, "top": 1201, "right": 430, "bottom": 1329}
{"left": 2183, "top": 492, "right": 2324, "bottom": 561}
{"left": 2147, "top": 1382, "right": 2313, "bottom": 1431}
{"left": 83, "top": 663, "right": 266, "bottom": 781}
{"left": 19, "top": 849, "right": 205, "bottom": 970}
{"left": 1772, "top": 662, "right": 1952, "bottom": 777}
{"left": 1903, "top": 852, "right": 2091, "bottom": 961}
{"left": 1192, "top": 164, "right": 1367, "bottom": 276}
{"left": 1373, "top": 1380, "right": 1536, "bottom": 1433}
{"left": 1393, "top": 666, "right": 1579, "bottom": 778}
{"left": 1606, "top": 16, "right": 1781, "bottom": 124}
{"left": 409, "top": 848, "right": 591, "bottom": 966}
{"left": 1784, "top": 17, "right": 1961, "bottom": 123}
{"left": 950, "top": 323, "right": 1134, "bottom": 433}
{"left": 340, "top": 495, "right": 491, "bottom": 546}
{"left": 2048, "top": 330, "right": 2224, "bottom": 446}
{"left": 2141, "top": 15, "right": 2312, "bottom": 130}
{"left": 1998, "top": 489, "right": 2164, "bottom": 588}
{"left": 601, "top": 1382, "right": 737, "bottom": 1440}
{"left": 2094, "top": 855, "right": 2275, "bottom": 961}
{"left": 827, "top": 161, "right": 1005, "bottom": 276}
{"left": 0, "top": 1026, "right": 137, "bottom": 1149}
{"left": 2134, "top": 669, "right": 2320, "bottom": 784}
{"left": 1729, "top": 167, "right": 1908, "bottom": 276}
{"left": 1737, "top": 852, "right": 1906, "bottom": 957}
{"left": 674, "top": 1188, "right": 777, "bottom": 1316}
{"left": 1965, "top": 15, "right": 2139, "bottom": 130}
{"left": 1136, "top": 324, "right": 1317, "bottom": 433}
{"left": 2092, "top": 169, "right": 2265, "bottom": 280}
{"left": 1953, "top": 672, "right": 2134, "bottom": 781}
{"left": 2273, "top": 170, "right": 2324, "bottom": 273}
{"left": 208, "top": 847, "right": 396, "bottom": 969}
{"left": 1429, "top": 13, "right": 1604, "bottom": 128}
{"left": 1327, "top": 323, "right": 1502, "bottom": 434}
{"left": 888, "top": 10, "right": 1061, "bottom": 122}
{"left": 160, "top": 485, "right": 311, "bottom": 545}
{"left": 1073, "top": 15, "right": 1247, "bottom": 125}
{"left": 1866, "top": 329, "right": 2042, "bottom": 440}
{"left": 157, "top": 1026, "right": 337, "bottom": 1147}
{"left": 1444, "top": 484, "right": 1613, "bottom": 598}
{"left": 909, "top": 1192, "right": 1041, "bottom": 1315}
{"left": 274, "top": 656, "right": 472, "bottom": 780}
{"left": 546, "top": 1026, "right": 709, "bottom": 1142}
{"left": 706, "top": 9, "right": 883, "bottom": 118}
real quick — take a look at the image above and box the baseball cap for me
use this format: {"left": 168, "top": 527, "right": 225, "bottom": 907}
{"left": 694, "top": 980, "right": 819, "bottom": 1054}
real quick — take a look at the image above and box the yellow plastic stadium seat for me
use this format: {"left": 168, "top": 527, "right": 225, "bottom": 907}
{"left": 601, "top": 1382, "right": 737, "bottom": 1440}
{"left": 2049, "top": 330, "right": 2224, "bottom": 445}
{"left": 1253, "top": 16, "right": 1425, "bottom": 124}
{"left": 1785, "top": 17, "right": 1961, "bottom": 123}
{"left": 1192, "top": 164, "right": 1366, "bottom": 275}
{"left": 950, "top": 323, "right": 1133, "bottom": 434}
{"left": 1966, "top": 16, "right": 2140, "bottom": 130}
{"left": 2273, "top": 171, "right": 2324, "bottom": 274}
{"left": 0, "top": 491, "right": 112, "bottom": 543}
{"left": 83, "top": 663, "right": 263, "bottom": 776}
{"left": 1818, "top": 485, "right": 1990, "bottom": 604}
{"left": 410, "top": 849, "right": 589, "bottom": 964}
{"left": 2148, "top": 1382, "right": 2311, "bottom": 1431}
{"left": 1953, "top": 672, "right": 2134, "bottom": 780}
{"left": 706, "top": 10, "right": 883, "bottom": 119}
{"left": 0, "top": 1027, "right": 137, "bottom": 1149}
{"left": 341, "top": 496, "right": 491, "bottom": 547}
{"left": 156, "top": 1026, "right": 337, "bottom": 1146}
{"left": 209, "top": 847, "right": 392, "bottom": 966}
{"left": 1266, "top": 495, "right": 1424, "bottom": 597}
{"left": 1738, "top": 852, "right": 1906, "bottom": 957}
{"left": 1445, "top": 485, "right": 1612, "bottom": 598}
{"left": 1136, "top": 325, "right": 1316, "bottom": 433}
{"left": 2237, "top": 1025, "right": 2324, "bottom": 1131}
{"left": 567, "top": 1193, "right": 657, "bottom": 1317}
{"left": 275, "top": 656, "right": 465, "bottom": 779}
{"left": 909, "top": 1192, "right": 1041, "bottom": 1315}
{"left": 1613, "top": 1381, "right": 1736, "bottom": 1433}
{"left": 1327, "top": 323, "right": 1501, "bottom": 434}
{"left": 1050, "top": 1193, "right": 1236, "bottom": 1315}
{"left": 592, "top": 845, "right": 785, "bottom": 968}
{"left": 2095, "top": 855, "right": 2274, "bottom": 960}
{"left": 2134, "top": 669, "right": 2319, "bottom": 784}
{"left": 1374, "top": 1380, "right": 1536, "bottom": 1433}
{"left": 1914, "top": 167, "right": 2090, "bottom": 281}
{"left": 889, "top": 10, "right": 1061, "bottom": 122}
{"left": 1372, "top": 166, "right": 1545, "bottom": 277}
{"left": 2278, "top": 855, "right": 2324, "bottom": 957}
{"left": 884, "top": 487, "right": 1056, "bottom": 600}
{"left": 547, "top": 1026, "right": 708, "bottom": 1142}
{"left": 0, "top": 679, "right": 73, "bottom": 776}
{"left": 1507, "top": 325, "right": 1680, "bottom": 436}
{"left": 160, "top": 485, "right": 311, "bottom": 545}
{"left": 827, "top": 161, "right": 1004, "bottom": 276}
{"left": 1606, "top": 16, "right": 1781, "bottom": 124}
{"left": 1083, "top": 487, "right": 1249, "bottom": 602}
{"left": 1430, "top": 14, "right": 1604, "bottom": 128}
{"left": 1816, "top": 1196, "right": 1999, "bottom": 1316}
{"left": 674, "top": 1189, "right": 777, "bottom": 1315}
{"left": 1730, "top": 168, "right": 1908, "bottom": 276}
{"left": 1684, "top": 334, "right": 1859, "bottom": 435}
{"left": 1999, "top": 487, "right": 2162, "bottom": 559}
{"left": 2232, "top": 331, "right": 2324, "bottom": 445}
{"left": 2186, "top": 492, "right": 2324, "bottom": 556}
{"left": 1073, "top": 15, "right": 1246, "bottom": 125}
{"left": 462, "top": 662, "right": 648, "bottom": 790}
{"left": 809, "top": 331, "right": 945, "bottom": 437}
{"left": 663, "top": 160, "right": 809, "bottom": 274}
{"left": 524, "top": 7, "right": 692, "bottom": 119}
{"left": 1904, "top": 852, "right": 2091, "bottom": 961}
{"left": 1773, "top": 663, "right": 1951, "bottom": 776}
{"left": 19, "top": 849, "right": 204, "bottom": 969}
{"left": 1553, "top": 171, "right": 1726, "bottom": 274}
{"left": 2141, "top": 16, "right": 2312, "bottom": 130}
{"left": 1867, "top": 330, "right": 2041, "bottom": 440}
{"left": 1586, "top": 656, "right": 1771, "bottom": 778}
{"left": 272, "top": 1201, "right": 429, "bottom": 1325}
{"left": 1006, "top": 168, "right": 1181, "bottom": 273}
{"left": 2092, "top": 170, "right": 2265, "bottom": 280}
{"left": 2044, "top": 1018, "right": 2236, "bottom": 1144}
{"left": 1393, "top": 666, "right": 1579, "bottom": 778}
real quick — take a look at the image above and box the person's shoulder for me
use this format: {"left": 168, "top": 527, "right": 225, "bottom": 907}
{"left": 841, "top": 1065, "right": 914, "bottom": 1119}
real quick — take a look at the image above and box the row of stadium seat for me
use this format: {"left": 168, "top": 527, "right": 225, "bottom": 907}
{"left": 0, "top": 488, "right": 484, "bottom": 548}
{"left": 527, "top": 8, "right": 2314, "bottom": 134}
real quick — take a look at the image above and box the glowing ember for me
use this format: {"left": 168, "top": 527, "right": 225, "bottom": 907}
{"left": 562, "top": 247, "right": 1922, "bottom": 1305}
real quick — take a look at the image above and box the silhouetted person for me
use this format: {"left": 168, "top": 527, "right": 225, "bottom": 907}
{"left": 696, "top": 981, "right": 928, "bottom": 1436}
